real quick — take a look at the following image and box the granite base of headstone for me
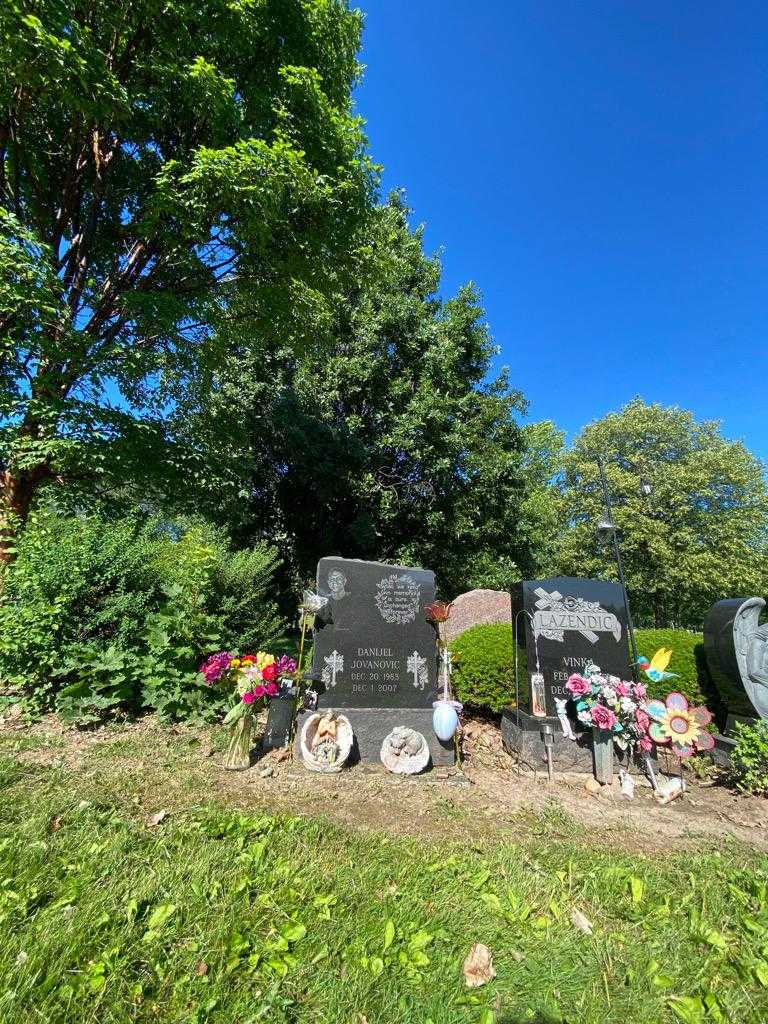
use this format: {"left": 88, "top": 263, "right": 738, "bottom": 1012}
{"left": 294, "top": 707, "right": 454, "bottom": 767}
{"left": 500, "top": 708, "right": 595, "bottom": 772}
{"left": 301, "top": 556, "right": 454, "bottom": 768}
{"left": 500, "top": 709, "right": 657, "bottom": 778}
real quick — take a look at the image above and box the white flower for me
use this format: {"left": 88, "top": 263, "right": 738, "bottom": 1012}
{"left": 601, "top": 686, "right": 616, "bottom": 702}
{"left": 620, "top": 696, "right": 636, "bottom": 714}
{"left": 577, "top": 709, "right": 592, "bottom": 725}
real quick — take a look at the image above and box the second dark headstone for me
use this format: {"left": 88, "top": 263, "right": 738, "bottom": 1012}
{"left": 519, "top": 576, "right": 633, "bottom": 718}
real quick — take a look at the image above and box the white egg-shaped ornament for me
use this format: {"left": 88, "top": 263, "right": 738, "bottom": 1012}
{"left": 432, "top": 699, "right": 462, "bottom": 742}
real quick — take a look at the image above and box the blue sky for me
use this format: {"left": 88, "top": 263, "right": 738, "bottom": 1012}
{"left": 354, "top": 2, "right": 768, "bottom": 461}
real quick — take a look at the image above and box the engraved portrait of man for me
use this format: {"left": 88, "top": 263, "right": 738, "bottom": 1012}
{"left": 327, "top": 569, "right": 348, "bottom": 601}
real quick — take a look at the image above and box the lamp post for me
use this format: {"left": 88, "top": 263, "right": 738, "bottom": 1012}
{"left": 595, "top": 456, "right": 640, "bottom": 681}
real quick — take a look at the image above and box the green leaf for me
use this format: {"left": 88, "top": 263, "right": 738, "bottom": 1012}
{"left": 369, "top": 956, "right": 384, "bottom": 978}
{"left": 667, "top": 996, "right": 705, "bottom": 1024}
{"left": 383, "top": 918, "right": 395, "bottom": 950}
{"left": 629, "top": 877, "right": 644, "bottom": 904}
{"left": 143, "top": 903, "right": 176, "bottom": 940}
{"left": 281, "top": 922, "right": 306, "bottom": 944}
{"left": 408, "top": 930, "right": 434, "bottom": 951}
{"left": 701, "top": 927, "right": 728, "bottom": 951}
{"left": 754, "top": 960, "right": 768, "bottom": 987}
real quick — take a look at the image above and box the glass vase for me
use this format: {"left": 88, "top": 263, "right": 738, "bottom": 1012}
{"left": 224, "top": 713, "right": 253, "bottom": 771}
{"left": 530, "top": 673, "right": 547, "bottom": 718}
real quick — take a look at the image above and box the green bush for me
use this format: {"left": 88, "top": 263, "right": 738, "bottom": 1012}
{"left": 0, "top": 509, "right": 287, "bottom": 724}
{"left": 450, "top": 624, "right": 709, "bottom": 716}
{"left": 731, "top": 720, "right": 768, "bottom": 795}
{"left": 633, "top": 629, "right": 707, "bottom": 706}
{"left": 451, "top": 624, "right": 524, "bottom": 713}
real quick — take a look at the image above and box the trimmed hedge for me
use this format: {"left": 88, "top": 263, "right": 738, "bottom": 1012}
{"left": 634, "top": 629, "right": 707, "bottom": 707}
{"left": 451, "top": 623, "right": 710, "bottom": 716}
{"left": 451, "top": 624, "right": 524, "bottom": 713}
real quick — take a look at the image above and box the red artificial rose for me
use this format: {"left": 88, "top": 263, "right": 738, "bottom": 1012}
{"left": 261, "top": 663, "right": 277, "bottom": 683}
{"left": 425, "top": 601, "right": 452, "bottom": 624}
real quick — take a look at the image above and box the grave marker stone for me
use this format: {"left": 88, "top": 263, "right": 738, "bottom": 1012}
{"left": 443, "top": 589, "right": 512, "bottom": 646}
{"left": 704, "top": 597, "right": 768, "bottom": 722}
{"left": 520, "top": 576, "right": 632, "bottom": 718}
{"left": 296, "top": 556, "right": 452, "bottom": 766}
{"left": 502, "top": 576, "right": 634, "bottom": 773}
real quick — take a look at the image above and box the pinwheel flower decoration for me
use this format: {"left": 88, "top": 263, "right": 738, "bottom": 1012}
{"left": 646, "top": 692, "right": 715, "bottom": 758}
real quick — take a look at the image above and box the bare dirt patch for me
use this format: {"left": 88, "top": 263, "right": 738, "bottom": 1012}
{"left": 2, "top": 713, "right": 766, "bottom": 853}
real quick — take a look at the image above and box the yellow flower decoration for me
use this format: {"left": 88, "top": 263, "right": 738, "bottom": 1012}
{"left": 256, "top": 651, "right": 275, "bottom": 670}
{"left": 230, "top": 658, "right": 241, "bottom": 668}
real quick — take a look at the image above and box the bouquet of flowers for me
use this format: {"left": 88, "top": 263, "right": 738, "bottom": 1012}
{"left": 199, "top": 650, "right": 298, "bottom": 769}
{"left": 565, "top": 665, "right": 652, "bottom": 755}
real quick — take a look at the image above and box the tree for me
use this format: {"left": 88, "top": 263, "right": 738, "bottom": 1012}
{"left": 552, "top": 400, "right": 768, "bottom": 628}
{"left": 0, "top": 0, "right": 373, "bottom": 557}
{"left": 177, "top": 195, "right": 537, "bottom": 596}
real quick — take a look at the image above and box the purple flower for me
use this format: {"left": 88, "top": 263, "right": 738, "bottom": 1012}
{"left": 199, "top": 651, "right": 234, "bottom": 685}
{"left": 276, "top": 655, "right": 297, "bottom": 676}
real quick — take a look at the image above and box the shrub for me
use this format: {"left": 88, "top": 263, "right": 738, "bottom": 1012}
{"left": 451, "top": 624, "right": 524, "bottom": 713}
{"left": 0, "top": 509, "right": 287, "bottom": 724}
{"left": 730, "top": 720, "right": 768, "bottom": 795}
{"left": 450, "top": 624, "right": 709, "bottom": 716}
{"left": 634, "top": 629, "right": 707, "bottom": 706}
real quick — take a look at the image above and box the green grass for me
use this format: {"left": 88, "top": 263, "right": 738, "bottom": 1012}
{"left": 0, "top": 750, "right": 767, "bottom": 1023}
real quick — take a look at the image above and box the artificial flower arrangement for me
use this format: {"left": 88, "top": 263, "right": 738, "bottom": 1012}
{"left": 565, "top": 665, "right": 653, "bottom": 755}
{"left": 199, "top": 650, "right": 297, "bottom": 770}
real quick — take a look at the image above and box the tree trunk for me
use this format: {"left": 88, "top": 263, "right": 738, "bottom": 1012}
{"left": 0, "top": 464, "right": 49, "bottom": 563}
{"left": 653, "top": 591, "right": 664, "bottom": 630}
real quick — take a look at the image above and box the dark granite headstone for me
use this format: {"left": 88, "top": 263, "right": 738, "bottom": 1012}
{"left": 704, "top": 597, "right": 768, "bottom": 722}
{"left": 296, "top": 557, "right": 453, "bottom": 767}
{"left": 311, "top": 556, "right": 438, "bottom": 708}
{"left": 519, "top": 576, "right": 633, "bottom": 718}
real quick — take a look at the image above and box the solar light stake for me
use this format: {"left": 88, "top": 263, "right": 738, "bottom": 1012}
{"left": 541, "top": 724, "right": 555, "bottom": 785}
{"left": 643, "top": 754, "right": 659, "bottom": 792}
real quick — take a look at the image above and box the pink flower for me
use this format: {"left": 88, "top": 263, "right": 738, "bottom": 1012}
{"left": 615, "top": 682, "right": 631, "bottom": 697}
{"left": 633, "top": 683, "right": 647, "bottom": 700}
{"left": 565, "top": 674, "right": 591, "bottom": 697}
{"left": 638, "top": 735, "right": 653, "bottom": 753}
{"left": 253, "top": 684, "right": 266, "bottom": 699}
{"left": 199, "top": 651, "right": 233, "bottom": 684}
{"left": 242, "top": 691, "right": 256, "bottom": 705}
{"left": 635, "top": 709, "right": 650, "bottom": 732}
{"left": 265, "top": 681, "right": 279, "bottom": 697}
{"left": 591, "top": 704, "right": 617, "bottom": 730}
